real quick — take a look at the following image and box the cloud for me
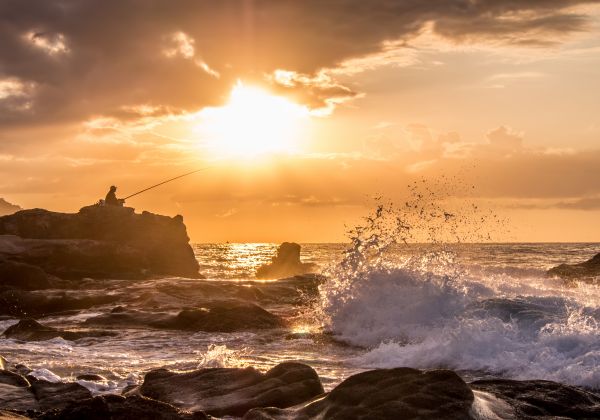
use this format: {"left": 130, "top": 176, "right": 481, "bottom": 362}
{"left": 1, "top": 0, "right": 598, "bottom": 128}
{"left": 0, "top": 198, "right": 22, "bottom": 215}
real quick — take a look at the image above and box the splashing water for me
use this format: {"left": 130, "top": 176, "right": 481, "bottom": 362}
{"left": 318, "top": 193, "right": 600, "bottom": 388}
{"left": 197, "top": 344, "right": 250, "bottom": 369}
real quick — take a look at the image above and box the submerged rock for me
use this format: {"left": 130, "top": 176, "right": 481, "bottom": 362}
{"left": 471, "top": 379, "right": 600, "bottom": 419}
{"left": 256, "top": 242, "right": 317, "bottom": 279}
{"left": 84, "top": 301, "right": 284, "bottom": 332}
{"left": 0, "top": 205, "right": 199, "bottom": 279}
{"left": 547, "top": 252, "right": 600, "bottom": 283}
{"left": 2, "top": 319, "right": 114, "bottom": 342}
{"left": 0, "top": 289, "right": 118, "bottom": 317}
{"left": 245, "top": 367, "right": 473, "bottom": 420}
{"left": 139, "top": 362, "right": 324, "bottom": 417}
{"left": 37, "top": 395, "right": 208, "bottom": 420}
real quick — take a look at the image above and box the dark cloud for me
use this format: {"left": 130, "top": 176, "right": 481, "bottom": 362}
{"left": 1, "top": 0, "right": 598, "bottom": 127}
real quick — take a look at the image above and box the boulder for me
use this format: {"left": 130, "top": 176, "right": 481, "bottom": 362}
{"left": 256, "top": 243, "right": 317, "bottom": 279}
{"left": 2, "top": 319, "right": 115, "bottom": 342}
{"left": 37, "top": 395, "right": 208, "bottom": 420}
{"left": 244, "top": 368, "right": 474, "bottom": 420}
{"left": 471, "top": 379, "right": 600, "bottom": 419}
{"left": 0, "top": 260, "right": 56, "bottom": 290}
{"left": 139, "top": 362, "right": 324, "bottom": 417}
{"left": 0, "top": 383, "right": 39, "bottom": 412}
{"left": 84, "top": 301, "right": 284, "bottom": 332}
{"left": 0, "top": 370, "right": 30, "bottom": 387}
{"left": 547, "top": 252, "right": 600, "bottom": 283}
{"left": 30, "top": 380, "right": 92, "bottom": 412}
{"left": 0, "top": 410, "right": 29, "bottom": 420}
{"left": 0, "top": 205, "right": 199, "bottom": 279}
{"left": 0, "top": 289, "right": 119, "bottom": 317}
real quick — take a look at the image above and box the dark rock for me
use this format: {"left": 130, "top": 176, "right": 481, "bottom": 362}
{"left": 0, "top": 261, "right": 56, "bottom": 290}
{"left": 0, "top": 370, "right": 30, "bottom": 387}
{"left": 256, "top": 243, "right": 317, "bottom": 279}
{"left": 245, "top": 368, "right": 474, "bottom": 420}
{"left": 547, "top": 252, "right": 600, "bottom": 283}
{"left": 37, "top": 394, "right": 208, "bottom": 420}
{"left": 0, "top": 289, "right": 118, "bottom": 317}
{"left": 85, "top": 301, "right": 284, "bottom": 332}
{"left": 140, "top": 362, "right": 324, "bottom": 417}
{"left": 471, "top": 379, "right": 600, "bottom": 419}
{"left": 30, "top": 380, "right": 92, "bottom": 412}
{"left": 2, "top": 319, "right": 115, "bottom": 342}
{"left": 0, "top": 383, "right": 38, "bottom": 412}
{"left": 0, "top": 205, "right": 199, "bottom": 279}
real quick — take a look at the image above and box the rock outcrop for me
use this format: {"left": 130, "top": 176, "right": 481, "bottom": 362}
{"left": 0, "top": 289, "right": 118, "bottom": 317}
{"left": 84, "top": 301, "right": 285, "bottom": 332}
{"left": 0, "top": 205, "right": 199, "bottom": 279}
{"left": 139, "top": 362, "right": 324, "bottom": 417}
{"left": 37, "top": 395, "right": 208, "bottom": 420}
{"left": 245, "top": 368, "right": 474, "bottom": 420}
{"left": 256, "top": 242, "right": 317, "bottom": 279}
{"left": 547, "top": 252, "right": 600, "bottom": 283}
{"left": 471, "top": 379, "right": 600, "bottom": 419}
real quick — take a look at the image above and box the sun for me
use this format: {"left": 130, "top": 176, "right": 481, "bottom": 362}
{"left": 195, "top": 82, "right": 309, "bottom": 158}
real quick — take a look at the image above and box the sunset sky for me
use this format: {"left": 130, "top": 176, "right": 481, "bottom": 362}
{"left": 1, "top": 0, "right": 600, "bottom": 242}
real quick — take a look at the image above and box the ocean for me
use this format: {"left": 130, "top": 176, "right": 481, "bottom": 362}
{"left": 0, "top": 241, "right": 599, "bottom": 396}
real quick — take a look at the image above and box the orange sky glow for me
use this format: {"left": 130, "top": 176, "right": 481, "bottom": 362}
{"left": 1, "top": 1, "right": 600, "bottom": 242}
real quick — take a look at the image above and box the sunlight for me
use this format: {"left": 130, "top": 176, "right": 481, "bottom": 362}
{"left": 195, "top": 82, "right": 309, "bottom": 158}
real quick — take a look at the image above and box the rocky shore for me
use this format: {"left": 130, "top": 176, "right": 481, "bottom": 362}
{"left": 1, "top": 355, "right": 599, "bottom": 419}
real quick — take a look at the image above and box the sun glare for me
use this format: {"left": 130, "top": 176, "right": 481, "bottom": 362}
{"left": 195, "top": 82, "right": 309, "bottom": 158}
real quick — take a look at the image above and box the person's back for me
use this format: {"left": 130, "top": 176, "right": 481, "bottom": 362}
{"left": 105, "top": 186, "right": 122, "bottom": 206}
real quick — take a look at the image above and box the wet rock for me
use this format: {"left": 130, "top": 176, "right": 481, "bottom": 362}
{"left": 547, "top": 252, "right": 600, "bottom": 283}
{"left": 256, "top": 243, "right": 317, "bottom": 279}
{"left": 471, "top": 379, "right": 600, "bottom": 419}
{"left": 245, "top": 368, "right": 474, "bottom": 420}
{"left": 163, "top": 301, "right": 285, "bottom": 332}
{"left": 2, "top": 319, "right": 115, "bottom": 342}
{"left": 37, "top": 394, "right": 208, "bottom": 420}
{"left": 0, "top": 289, "right": 119, "bottom": 317}
{"left": 30, "top": 380, "right": 92, "bottom": 412}
{"left": 0, "top": 370, "right": 30, "bottom": 387}
{"left": 0, "top": 205, "right": 199, "bottom": 279}
{"left": 140, "top": 362, "right": 324, "bottom": 417}
{"left": 0, "top": 355, "right": 6, "bottom": 370}
{"left": 0, "top": 261, "right": 56, "bottom": 290}
{"left": 85, "top": 301, "right": 284, "bottom": 332}
{"left": 0, "top": 383, "right": 39, "bottom": 412}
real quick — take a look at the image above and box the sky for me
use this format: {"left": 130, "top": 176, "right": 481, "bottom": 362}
{"left": 1, "top": 0, "right": 600, "bottom": 242}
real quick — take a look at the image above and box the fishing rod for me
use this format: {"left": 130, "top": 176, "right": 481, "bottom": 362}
{"left": 123, "top": 167, "right": 211, "bottom": 200}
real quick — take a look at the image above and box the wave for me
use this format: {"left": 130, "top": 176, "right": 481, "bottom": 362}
{"left": 318, "top": 201, "right": 600, "bottom": 389}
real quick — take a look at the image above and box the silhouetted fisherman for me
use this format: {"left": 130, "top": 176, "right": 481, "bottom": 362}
{"left": 105, "top": 186, "right": 124, "bottom": 206}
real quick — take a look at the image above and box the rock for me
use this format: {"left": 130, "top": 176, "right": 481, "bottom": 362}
{"left": 0, "top": 383, "right": 39, "bottom": 412}
{"left": 139, "top": 362, "right": 324, "bottom": 417}
{"left": 0, "top": 205, "right": 199, "bottom": 279}
{"left": 244, "top": 368, "right": 474, "bottom": 420}
{"left": 0, "top": 355, "right": 6, "bottom": 370}
{"left": 85, "top": 301, "right": 284, "bottom": 332}
{"left": 471, "top": 379, "right": 600, "bottom": 419}
{"left": 0, "top": 370, "right": 30, "bottom": 387}
{"left": 0, "top": 260, "right": 56, "bottom": 290}
{"left": 256, "top": 243, "right": 317, "bottom": 279}
{"left": 547, "top": 252, "right": 600, "bottom": 283}
{"left": 0, "top": 289, "right": 119, "bottom": 317}
{"left": 37, "top": 394, "right": 208, "bottom": 420}
{"left": 2, "top": 319, "right": 115, "bottom": 342}
{"left": 164, "top": 301, "right": 285, "bottom": 332}
{"left": 30, "top": 379, "right": 92, "bottom": 412}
